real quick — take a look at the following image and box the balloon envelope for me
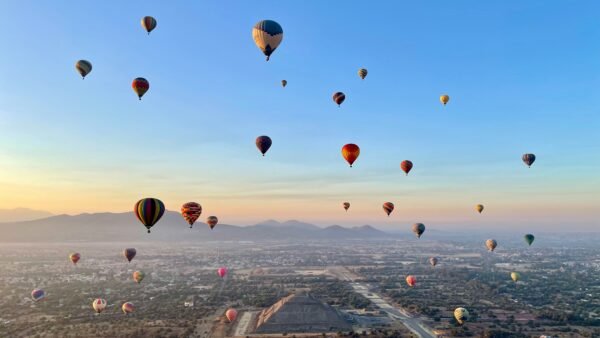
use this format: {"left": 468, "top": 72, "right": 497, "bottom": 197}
{"left": 75, "top": 60, "right": 92, "bottom": 79}
{"left": 475, "top": 204, "right": 484, "bottom": 214}
{"left": 406, "top": 275, "right": 416, "bottom": 287}
{"left": 333, "top": 92, "right": 346, "bottom": 106}
{"left": 524, "top": 234, "right": 535, "bottom": 246}
{"left": 343, "top": 202, "right": 350, "bottom": 211}
{"left": 122, "top": 302, "right": 135, "bottom": 314}
{"left": 281, "top": 80, "right": 287, "bottom": 87}
{"left": 31, "top": 289, "right": 45, "bottom": 302}
{"left": 486, "top": 239, "right": 498, "bottom": 252}
{"left": 511, "top": 272, "right": 521, "bottom": 282}
{"left": 440, "top": 94, "right": 450, "bottom": 105}
{"left": 92, "top": 298, "right": 107, "bottom": 313}
{"left": 256, "top": 136, "right": 272, "bottom": 156}
{"left": 341, "top": 144, "right": 360, "bottom": 167}
{"left": 400, "top": 160, "right": 413, "bottom": 175}
{"left": 207, "top": 216, "right": 218, "bottom": 229}
{"left": 382, "top": 202, "right": 394, "bottom": 216}
{"left": 69, "top": 252, "right": 81, "bottom": 265}
{"left": 132, "top": 77, "right": 150, "bottom": 100}
{"left": 134, "top": 198, "right": 165, "bottom": 233}
{"left": 181, "top": 202, "right": 202, "bottom": 228}
{"left": 429, "top": 257, "right": 438, "bottom": 267}
{"left": 123, "top": 248, "right": 137, "bottom": 262}
{"left": 358, "top": 68, "right": 368, "bottom": 80}
{"left": 454, "top": 307, "right": 469, "bottom": 324}
{"left": 226, "top": 308, "right": 238, "bottom": 322}
{"left": 141, "top": 16, "right": 157, "bottom": 34}
{"left": 412, "top": 223, "right": 426, "bottom": 238}
{"left": 252, "top": 20, "right": 283, "bottom": 61}
{"left": 217, "top": 267, "right": 228, "bottom": 278}
{"left": 133, "top": 271, "right": 145, "bottom": 283}
{"left": 522, "top": 153, "right": 536, "bottom": 167}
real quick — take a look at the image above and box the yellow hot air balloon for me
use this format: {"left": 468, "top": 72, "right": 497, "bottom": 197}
{"left": 475, "top": 204, "right": 484, "bottom": 214}
{"left": 440, "top": 94, "right": 450, "bottom": 106}
{"left": 454, "top": 307, "right": 469, "bottom": 325}
{"left": 511, "top": 272, "right": 521, "bottom": 282}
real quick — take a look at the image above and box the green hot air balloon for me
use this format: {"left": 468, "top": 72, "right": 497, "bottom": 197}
{"left": 524, "top": 234, "right": 535, "bottom": 246}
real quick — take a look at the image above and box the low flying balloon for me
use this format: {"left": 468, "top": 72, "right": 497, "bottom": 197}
{"left": 511, "top": 272, "right": 521, "bottom": 282}
{"left": 486, "top": 239, "right": 498, "bottom": 252}
{"left": 256, "top": 136, "right": 272, "bottom": 156}
{"left": 454, "top": 307, "right": 469, "bottom": 325}
{"left": 181, "top": 202, "right": 202, "bottom": 228}
{"left": 31, "top": 289, "right": 45, "bottom": 302}
{"left": 75, "top": 60, "right": 92, "bottom": 79}
{"left": 252, "top": 20, "right": 283, "bottom": 61}
{"left": 207, "top": 216, "right": 218, "bottom": 229}
{"left": 217, "top": 267, "right": 228, "bottom": 278}
{"left": 382, "top": 202, "right": 394, "bottom": 216}
{"left": 132, "top": 77, "right": 150, "bottom": 100}
{"left": 134, "top": 198, "right": 165, "bottom": 233}
{"left": 141, "top": 16, "right": 157, "bottom": 34}
{"left": 522, "top": 153, "right": 536, "bottom": 168}
{"left": 429, "top": 257, "right": 438, "bottom": 267}
{"left": 524, "top": 234, "right": 535, "bottom": 246}
{"left": 69, "top": 252, "right": 81, "bottom": 265}
{"left": 92, "top": 298, "right": 107, "bottom": 313}
{"left": 123, "top": 248, "right": 137, "bottom": 263}
{"left": 358, "top": 68, "right": 368, "bottom": 80}
{"left": 343, "top": 202, "right": 350, "bottom": 212}
{"left": 475, "top": 204, "right": 484, "bottom": 214}
{"left": 400, "top": 160, "right": 413, "bottom": 176}
{"left": 133, "top": 271, "right": 145, "bottom": 284}
{"left": 281, "top": 80, "right": 287, "bottom": 88}
{"left": 333, "top": 92, "right": 345, "bottom": 107}
{"left": 225, "top": 308, "right": 238, "bottom": 322}
{"left": 412, "top": 223, "right": 426, "bottom": 238}
{"left": 406, "top": 275, "right": 416, "bottom": 287}
{"left": 440, "top": 94, "right": 450, "bottom": 106}
{"left": 341, "top": 144, "right": 360, "bottom": 167}
{"left": 122, "top": 302, "right": 135, "bottom": 314}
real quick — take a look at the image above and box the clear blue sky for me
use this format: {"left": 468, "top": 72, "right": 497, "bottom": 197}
{"left": 0, "top": 1, "right": 598, "bottom": 231}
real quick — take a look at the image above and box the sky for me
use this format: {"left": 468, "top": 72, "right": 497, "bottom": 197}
{"left": 0, "top": 1, "right": 598, "bottom": 231}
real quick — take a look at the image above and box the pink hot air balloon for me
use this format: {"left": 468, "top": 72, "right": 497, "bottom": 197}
{"left": 217, "top": 267, "right": 228, "bottom": 278}
{"left": 225, "top": 308, "right": 238, "bottom": 322}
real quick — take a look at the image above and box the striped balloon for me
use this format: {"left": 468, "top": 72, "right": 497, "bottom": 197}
{"left": 333, "top": 92, "right": 346, "bottom": 106}
{"left": 522, "top": 153, "right": 536, "bottom": 168}
{"left": 134, "top": 198, "right": 165, "bottom": 233}
{"left": 122, "top": 302, "right": 135, "bottom": 314}
{"left": 486, "top": 239, "right": 498, "bottom": 252}
{"left": 92, "top": 298, "right": 107, "bottom": 313}
{"left": 75, "top": 60, "right": 92, "bottom": 79}
{"left": 181, "top": 202, "right": 202, "bottom": 228}
{"left": 382, "top": 202, "right": 394, "bottom": 216}
{"left": 132, "top": 77, "right": 150, "bottom": 100}
{"left": 31, "top": 289, "right": 45, "bottom": 302}
{"left": 400, "top": 160, "right": 413, "bottom": 176}
{"left": 256, "top": 136, "right": 272, "bottom": 156}
{"left": 252, "top": 20, "right": 283, "bottom": 61}
{"left": 358, "top": 68, "right": 368, "bottom": 80}
{"left": 141, "top": 16, "right": 157, "bottom": 34}
{"left": 454, "top": 307, "right": 469, "bottom": 325}
{"left": 412, "top": 223, "right": 426, "bottom": 238}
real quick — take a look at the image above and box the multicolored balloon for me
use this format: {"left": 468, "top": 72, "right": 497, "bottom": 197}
{"left": 440, "top": 94, "right": 450, "bottom": 106}
{"left": 454, "top": 307, "right": 469, "bottom": 325}
{"left": 256, "top": 136, "right": 272, "bottom": 156}
{"left": 141, "top": 16, "right": 157, "bottom": 34}
{"left": 31, "top": 289, "right": 45, "bottom": 302}
{"left": 511, "top": 272, "right": 521, "bottom": 282}
{"left": 333, "top": 92, "right": 346, "bottom": 107}
{"left": 181, "top": 202, "right": 202, "bottom": 228}
{"left": 406, "top": 275, "right": 416, "bottom": 287}
{"left": 75, "top": 60, "right": 92, "bottom": 79}
{"left": 341, "top": 144, "right": 360, "bottom": 167}
{"left": 281, "top": 80, "right": 287, "bottom": 88}
{"left": 134, "top": 198, "right": 165, "bottom": 233}
{"left": 486, "top": 239, "right": 498, "bottom": 252}
{"left": 522, "top": 153, "right": 536, "bottom": 168}
{"left": 69, "top": 252, "right": 81, "bottom": 265}
{"left": 122, "top": 302, "right": 135, "bottom": 314}
{"left": 252, "top": 20, "right": 283, "bottom": 61}
{"left": 92, "top": 298, "right": 107, "bottom": 313}
{"left": 400, "top": 160, "right": 413, "bottom": 176}
{"left": 132, "top": 77, "right": 150, "bottom": 100}
{"left": 475, "top": 204, "right": 484, "bottom": 214}
{"left": 133, "top": 271, "right": 145, "bottom": 284}
{"left": 382, "top": 202, "right": 394, "bottom": 216}
{"left": 123, "top": 248, "right": 137, "bottom": 263}
{"left": 207, "top": 216, "right": 218, "bottom": 230}
{"left": 225, "top": 308, "right": 238, "bottom": 322}
{"left": 524, "top": 234, "right": 535, "bottom": 246}
{"left": 343, "top": 202, "right": 350, "bottom": 212}
{"left": 412, "top": 223, "right": 426, "bottom": 238}
{"left": 358, "top": 68, "right": 368, "bottom": 80}
{"left": 217, "top": 267, "right": 228, "bottom": 278}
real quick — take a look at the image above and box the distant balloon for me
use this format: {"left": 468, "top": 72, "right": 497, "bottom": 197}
{"left": 217, "top": 267, "right": 228, "bottom": 278}
{"left": 412, "top": 223, "right": 426, "bottom": 238}
{"left": 225, "top": 308, "right": 238, "bottom": 322}
{"left": 122, "top": 302, "right": 135, "bottom": 314}
{"left": 400, "top": 160, "right": 413, "bottom": 176}
{"left": 252, "top": 20, "right": 283, "bottom": 61}
{"left": 181, "top": 202, "right": 202, "bottom": 228}
{"left": 133, "top": 271, "right": 145, "bottom": 284}
{"left": 31, "top": 289, "right": 45, "bottom": 302}
{"left": 256, "top": 136, "right": 272, "bottom": 156}
{"left": 454, "top": 307, "right": 469, "bottom": 325}
{"left": 132, "top": 77, "right": 150, "bottom": 100}
{"left": 207, "top": 216, "right": 218, "bottom": 230}
{"left": 382, "top": 202, "right": 394, "bottom": 216}
{"left": 486, "top": 239, "right": 498, "bottom": 252}
{"left": 429, "top": 257, "right": 439, "bottom": 267}
{"left": 522, "top": 153, "right": 536, "bottom": 168}
{"left": 475, "top": 204, "right": 484, "bottom": 214}
{"left": 75, "top": 60, "right": 92, "bottom": 79}
{"left": 343, "top": 202, "right": 350, "bottom": 212}
{"left": 440, "top": 94, "right": 450, "bottom": 106}
{"left": 92, "top": 298, "right": 107, "bottom": 313}
{"left": 511, "top": 271, "right": 521, "bottom": 282}
{"left": 333, "top": 92, "right": 346, "bottom": 107}
{"left": 358, "top": 68, "right": 368, "bottom": 80}
{"left": 134, "top": 198, "right": 165, "bottom": 233}
{"left": 341, "top": 144, "right": 360, "bottom": 167}
{"left": 69, "top": 252, "right": 81, "bottom": 265}
{"left": 141, "top": 16, "right": 157, "bottom": 34}
{"left": 123, "top": 248, "right": 137, "bottom": 263}
{"left": 406, "top": 275, "right": 416, "bottom": 287}
{"left": 524, "top": 234, "right": 535, "bottom": 246}
{"left": 281, "top": 80, "right": 287, "bottom": 87}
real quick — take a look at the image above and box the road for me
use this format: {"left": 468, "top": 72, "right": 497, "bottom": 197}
{"left": 233, "top": 311, "right": 253, "bottom": 336}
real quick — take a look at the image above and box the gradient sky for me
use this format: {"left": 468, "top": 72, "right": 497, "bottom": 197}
{"left": 0, "top": 1, "right": 598, "bottom": 231}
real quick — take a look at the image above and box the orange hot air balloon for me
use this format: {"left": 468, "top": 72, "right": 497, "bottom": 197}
{"left": 400, "top": 160, "right": 413, "bottom": 176}
{"left": 225, "top": 308, "right": 238, "bottom": 322}
{"left": 382, "top": 202, "right": 394, "bottom": 216}
{"left": 132, "top": 77, "right": 149, "bottom": 100}
{"left": 406, "top": 275, "right": 416, "bottom": 287}
{"left": 181, "top": 202, "right": 202, "bottom": 228}
{"left": 341, "top": 144, "right": 360, "bottom": 167}
{"left": 69, "top": 252, "right": 81, "bottom": 265}
{"left": 206, "top": 216, "right": 218, "bottom": 229}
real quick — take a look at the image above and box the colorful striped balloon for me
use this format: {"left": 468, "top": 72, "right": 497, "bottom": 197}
{"left": 134, "top": 198, "right": 165, "bottom": 233}
{"left": 522, "top": 153, "right": 536, "bottom": 168}
{"left": 252, "top": 20, "right": 283, "bottom": 61}
{"left": 358, "top": 68, "right": 368, "bottom": 80}
{"left": 333, "top": 92, "right": 346, "bottom": 107}
{"left": 382, "top": 202, "right": 394, "bottom": 216}
{"left": 181, "top": 202, "right": 202, "bottom": 228}
{"left": 206, "top": 216, "right": 218, "bottom": 230}
{"left": 132, "top": 77, "right": 150, "bottom": 100}
{"left": 141, "top": 16, "right": 157, "bottom": 34}
{"left": 400, "top": 160, "right": 413, "bottom": 176}
{"left": 92, "top": 298, "right": 107, "bottom": 313}
{"left": 133, "top": 271, "right": 145, "bottom": 283}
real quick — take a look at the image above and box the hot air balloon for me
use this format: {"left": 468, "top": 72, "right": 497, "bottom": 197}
{"left": 440, "top": 94, "right": 450, "bottom": 106}
{"left": 225, "top": 308, "right": 238, "bottom": 322}
{"left": 134, "top": 198, "right": 165, "bottom": 233}
{"left": 406, "top": 275, "right": 416, "bottom": 287}
{"left": 412, "top": 223, "right": 426, "bottom": 238}
{"left": 522, "top": 153, "right": 536, "bottom": 168}
{"left": 524, "top": 234, "right": 535, "bottom": 246}
{"left": 511, "top": 272, "right": 521, "bottom": 282}
{"left": 92, "top": 298, "right": 107, "bottom": 313}
{"left": 141, "top": 16, "right": 157, "bottom": 34}
{"left": 358, "top": 68, "right": 368, "bottom": 80}
{"left": 281, "top": 80, "right": 287, "bottom": 88}
{"left": 133, "top": 271, "right": 145, "bottom": 284}
{"left": 454, "top": 307, "right": 469, "bottom": 325}
{"left": 75, "top": 60, "right": 92, "bottom": 79}
{"left": 122, "top": 302, "right": 135, "bottom": 314}
{"left": 217, "top": 267, "right": 228, "bottom": 278}
{"left": 31, "top": 289, "right": 45, "bottom": 302}
{"left": 123, "top": 248, "right": 137, "bottom": 263}
{"left": 486, "top": 239, "right": 498, "bottom": 252}
{"left": 132, "top": 77, "right": 149, "bottom": 100}
{"left": 382, "top": 202, "right": 394, "bottom": 216}
{"left": 256, "top": 136, "right": 272, "bottom": 156}
{"left": 475, "top": 204, "right": 484, "bottom": 214}
{"left": 429, "top": 257, "right": 438, "bottom": 267}
{"left": 400, "top": 160, "right": 413, "bottom": 176}
{"left": 69, "top": 252, "right": 81, "bottom": 265}
{"left": 207, "top": 216, "right": 218, "bottom": 229}
{"left": 181, "top": 202, "right": 202, "bottom": 228}
{"left": 341, "top": 144, "right": 360, "bottom": 167}
{"left": 252, "top": 20, "right": 283, "bottom": 61}
{"left": 343, "top": 202, "right": 350, "bottom": 212}
{"left": 333, "top": 92, "right": 345, "bottom": 107}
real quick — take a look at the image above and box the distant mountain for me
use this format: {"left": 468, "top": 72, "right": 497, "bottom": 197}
{"left": 0, "top": 212, "right": 390, "bottom": 242}
{"left": 0, "top": 208, "right": 54, "bottom": 222}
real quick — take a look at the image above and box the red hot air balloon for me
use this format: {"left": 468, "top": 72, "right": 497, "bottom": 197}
{"left": 206, "top": 216, "right": 218, "bottom": 229}
{"left": 132, "top": 77, "right": 150, "bottom": 100}
{"left": 256, "top": 136, "right": 272, "bottom": 156}
{"left": 341, "top": 144, "right": 360, "bottom": 167}
{"left": 333, "top": 92, "right": 345, "bottom": 107}
{"left": 226, "top": 308, "right": 238, "bottom": 322}
{"left": 123, "top": 248, "right": 137, "bottom": 263}
{"left": 217, "top": 267, "right": 228, "bottom": 278}
{"left": 122, "top": 302, "right": 135, "bottom": 314}
{"left": 181, "top": 202, "right": 202, "bottom": 228}
{"left": 69, "top": 252, "right": 81, "bottom": 265}
{"left": 382, "top": 202, "right": 394, "bottom": 216}
{"left": 400, "top": 160, "right": 413, "bottom": 176}
{"left": 406, "top": 275, "right": 416, "bottom": 287}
